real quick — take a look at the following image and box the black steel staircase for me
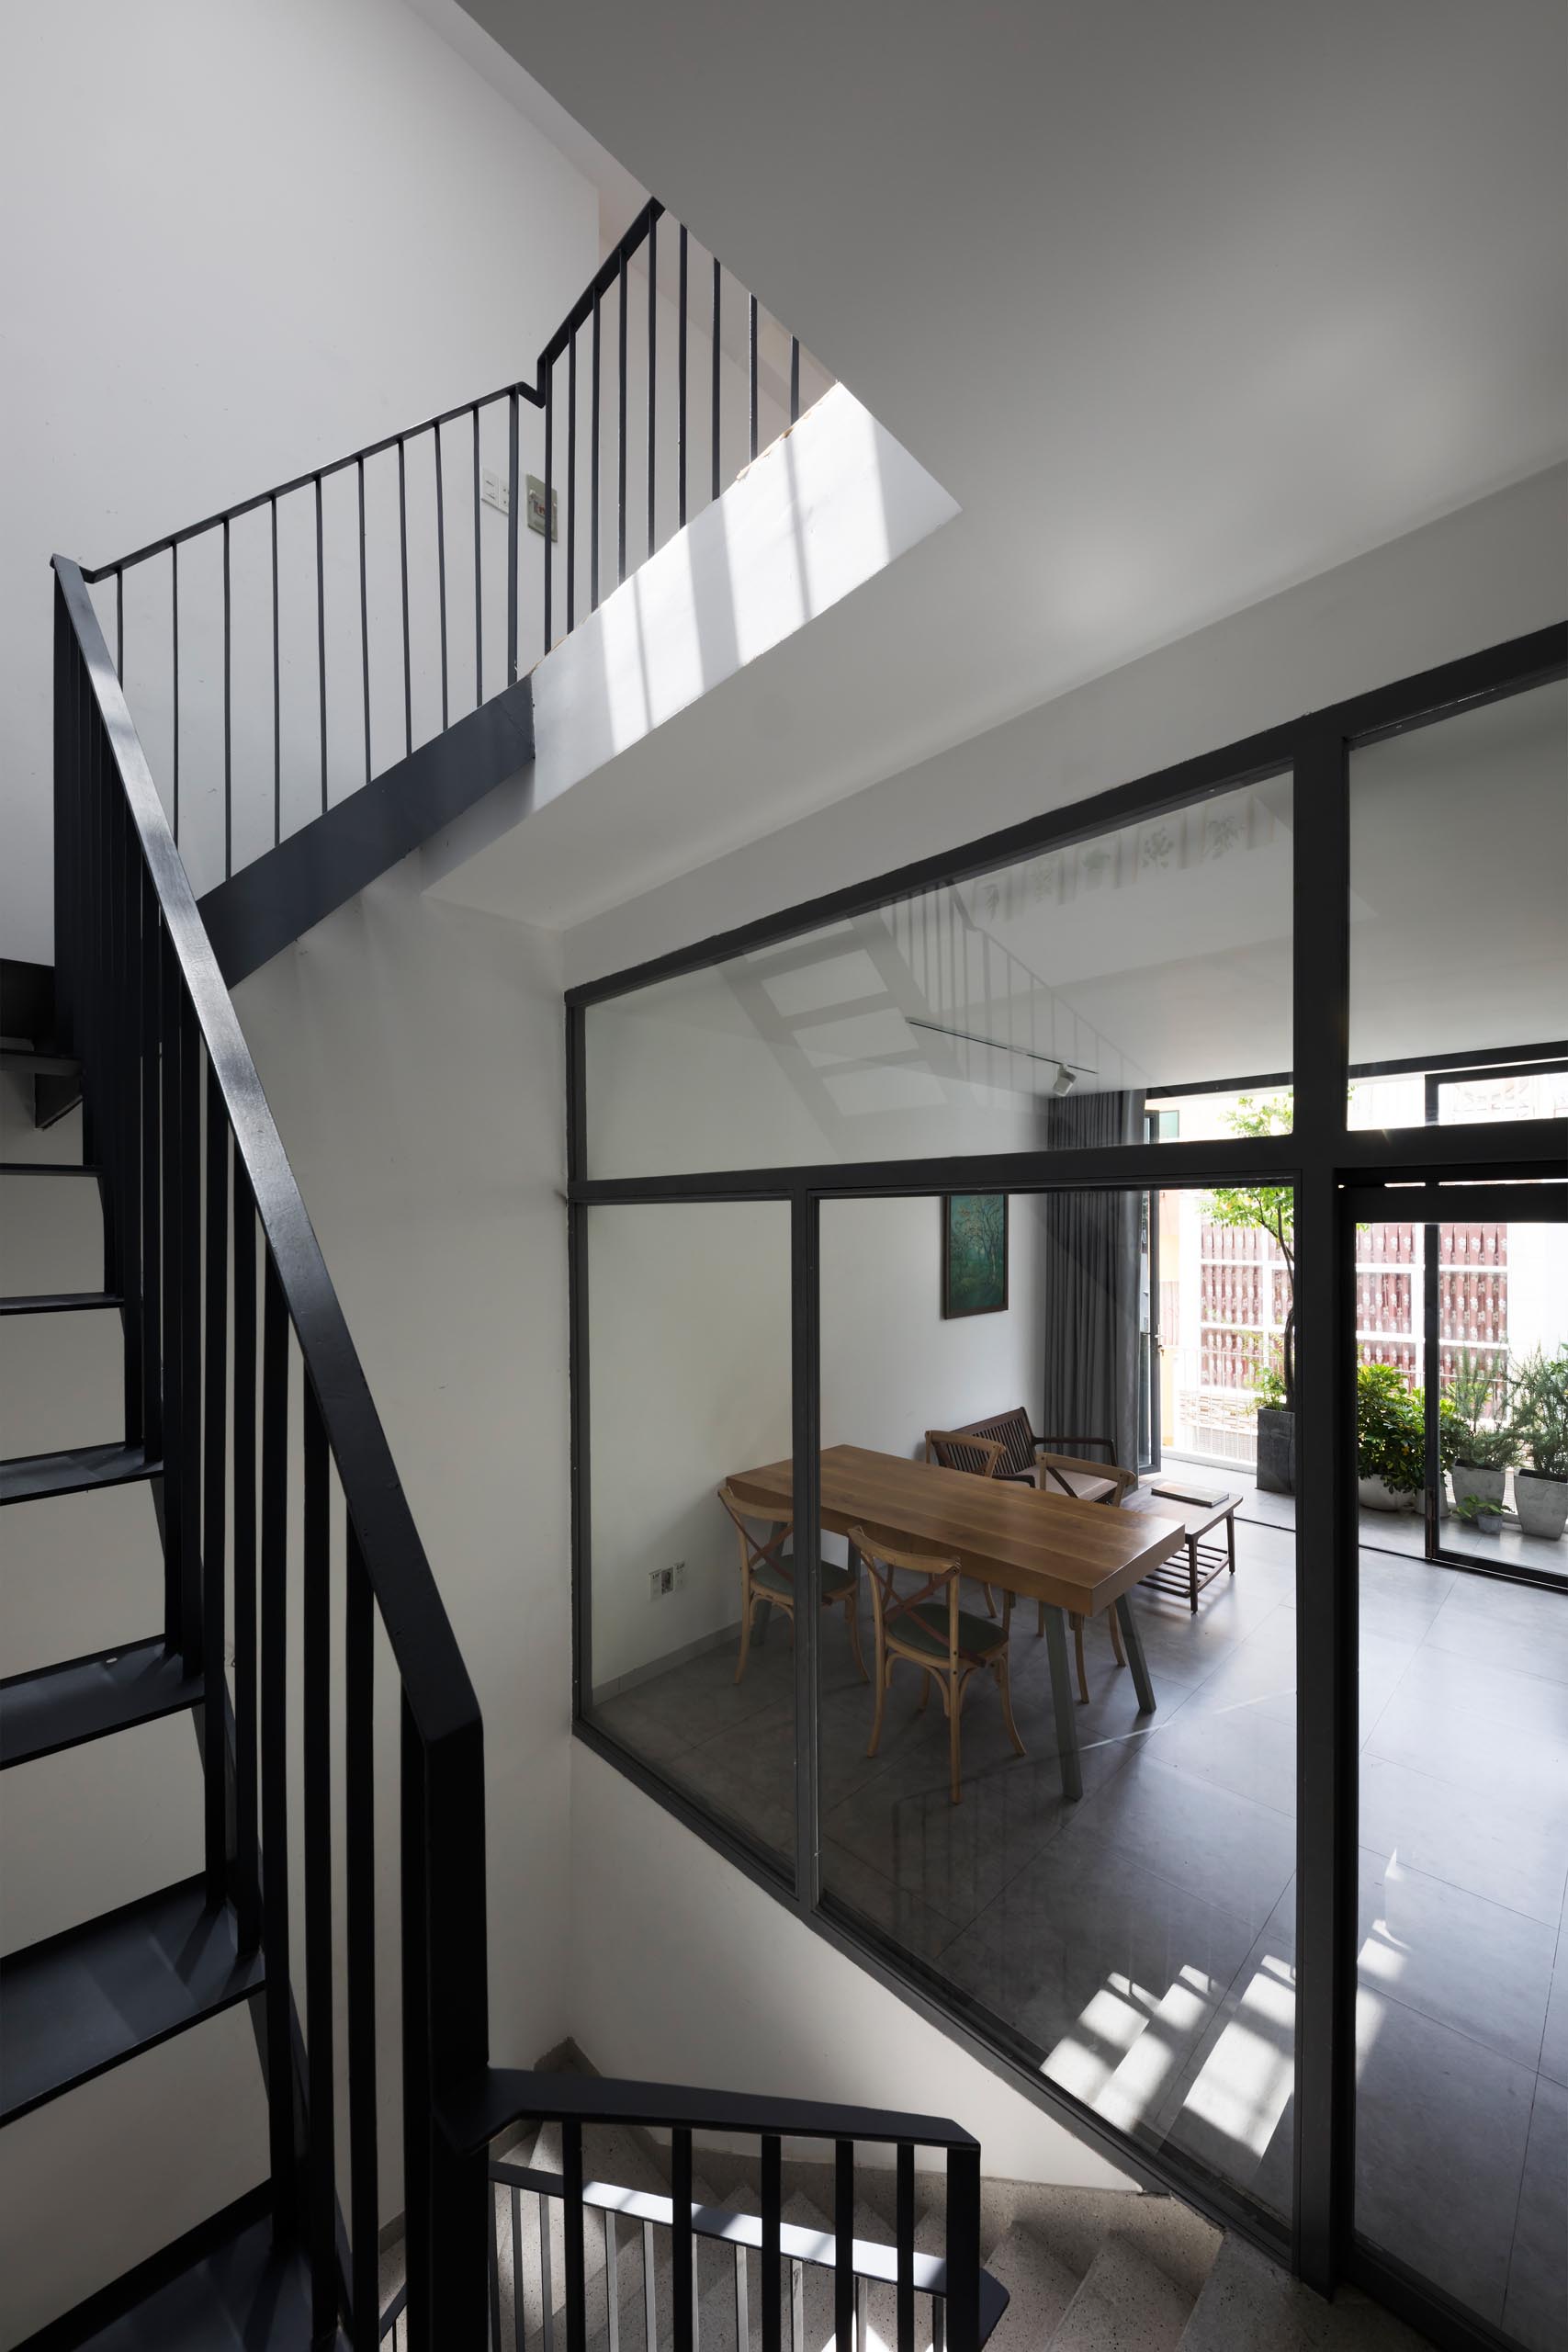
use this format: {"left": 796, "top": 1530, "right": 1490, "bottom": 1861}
{"left": 0, "top": 459, "right": 1003, "bottom": 2351}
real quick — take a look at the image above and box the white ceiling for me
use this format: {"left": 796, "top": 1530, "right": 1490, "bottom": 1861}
{"left": 433, "top": 0, "right": 1567, "bottom": 932}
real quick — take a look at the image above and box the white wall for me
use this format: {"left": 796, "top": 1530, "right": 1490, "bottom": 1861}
{"left": 232, "top": 862, "right": 572, "bottom": 2081}
{"left": 562, "top": 465, "right": 1568, "bottom": 989}
{"left": 1, "top": 0, "right": 600, "bottom": 950}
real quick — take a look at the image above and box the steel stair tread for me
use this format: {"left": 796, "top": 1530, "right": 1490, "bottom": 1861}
{"left": 0, "top": 1876, "right": 264, "bottom": 2123}
{"left": 40, "top": 2203, "right": 337, "bottom": 2351}
{"left": 0, "top": 1442, "right": 161, "bottom": 1507}
{"left": 1, "top": 1639, "right": 201, "bottom": 1769}
{"left": 0, "top": 1291, "right": 123, "bottom": 1317}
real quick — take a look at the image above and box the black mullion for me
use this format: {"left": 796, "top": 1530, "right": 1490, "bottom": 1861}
{"left": 1290, "top": 718, "right": 1356, "bottom": 2294}
{"left": 1422, "top": 1221, "right": 1441, "bottom": 1558}
{"left": 791, "top": 1191, "right": 821, "bottom": 1907}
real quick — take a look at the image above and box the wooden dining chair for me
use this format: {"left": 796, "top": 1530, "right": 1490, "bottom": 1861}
{"left": 852, "top": 1523, "right": 1025, "bottom": 1805}
{"left": 923, "top": 1430, "right": 1016, "bottom": 1617}
{"left": 716, "top": 1486, "right": 868, "bottom": 1686}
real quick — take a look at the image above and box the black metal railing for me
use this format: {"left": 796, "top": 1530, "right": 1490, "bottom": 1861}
{"left": 51, "top": 554, "right": 995, "bottom": 2351}
{"left": 53, "top": 550, "right": 491, "bottom": 2346}
{"left": 82, "top": 199, "right": 826, "bottom": 896}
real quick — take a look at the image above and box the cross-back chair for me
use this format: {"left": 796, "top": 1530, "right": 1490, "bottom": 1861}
{"left": 852, "top": 1522, "right": 1025, "bottom": 1805}
{"left": 716, "top": 1484, "right": 868, "bottom": 1685}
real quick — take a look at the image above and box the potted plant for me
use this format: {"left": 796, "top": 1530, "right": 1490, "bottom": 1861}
{"left": 1446, "top": 1350, "right": 1519, "bottom": 1513}
{"left": 1451, "top": 1492, "right": 1505, "bottom": 1538}
{"left": 1207, "top": 1097, "right": 1296, "bottom": 1492}
{"left": 1357, "top": 1362, "right": 1425, "bottom": 1511}
{"left": 1508, "top": 1345, "right": 1568, "bottom": 1541}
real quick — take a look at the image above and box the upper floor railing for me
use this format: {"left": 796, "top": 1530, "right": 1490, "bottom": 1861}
{"left": 81, "top": 199, "right": 828, "bottom": 899}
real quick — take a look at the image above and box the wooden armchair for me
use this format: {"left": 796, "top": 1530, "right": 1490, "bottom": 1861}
{"left": 950, "top": 1409, "right": 1135, "bottom": 1696}
{"left": 924, "top": 1430, "right": 1013, "bottom": 1616}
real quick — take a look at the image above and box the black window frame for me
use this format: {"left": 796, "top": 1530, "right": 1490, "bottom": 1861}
{"left": 563, "top": 621, "right": 1567, "bottom": 2352}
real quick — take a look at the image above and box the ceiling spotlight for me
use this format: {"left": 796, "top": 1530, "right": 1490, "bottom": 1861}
{"left": 1053, "top": 1063, "right": 1077, "bottom": 1097}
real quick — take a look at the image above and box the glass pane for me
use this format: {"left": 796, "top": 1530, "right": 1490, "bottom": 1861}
{"left": 582, "top": 1201, "right": 795, "bottom": 1870}
{"left": 1355, "top": 1242, "right": 1568, "bottom": 2341}
{"left": 816, "top": 1188, "right": 1296, "bottom": 2224}
{"left": 1348, "top": 679, "right": 1568, "bottom": 1127}
{"left": 1438, "top": 1218, "right": 1568, "bottom": 1578}
{"left": 586, "top": 775, "right": 1293, "bottom": 1176}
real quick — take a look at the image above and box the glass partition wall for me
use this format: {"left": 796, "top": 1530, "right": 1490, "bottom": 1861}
{"left": 568, "top": 622, "right": 1566, "bottom": 2351}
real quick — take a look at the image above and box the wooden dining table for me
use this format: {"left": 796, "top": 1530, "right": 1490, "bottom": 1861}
{"left": 726, "top": 1444, "right": 1187, "bottom": 1798}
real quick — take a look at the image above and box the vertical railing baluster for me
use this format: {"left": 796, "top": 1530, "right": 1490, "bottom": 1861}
{"left": 604, "top": 2211, "right": 620, "bottom": 2352}
{"left": 943, "top": 2145, "right": 980, "bottom": 2352}
{"left": 201, "top": 1062, "right": 229, "bottom": 1905}
{"left": 400, "top": 1702, "right": 431, "bottom": 2338}
{"left": 834, "top": 2141, "right": 854, "bottom": 2352}
{"left": 50, "top": 583, "right": 71, "bottom": 1051}
{"left": 231, "top": 1159, "right": 258, "bottom": 1951}
{"left": 931, "top": 2298, "right": 945, "bottom": 2352}
{"left": 761, "top": 2135, "right": 782, "bottom": 2352}
{"left": 790, "top": 2260, "right": 804, "bottom": 2352}
{"left": 591, "top": 287, "right": 602, "bottom": 613}
{"left": 617, "top": 248, "right": 629, "bottom": 584}
{"left": 508, "top": 389, "right": 520, "bottom": 684}
{"left": 302, "top": 1381, "right": 334, "bottom": 2333}
{"left": 434, "top": 428, "right": 450, "bottom": 732}
{"left": 538, "top": 2190, "right": 555, "bottom": 2352}
{"left": 896, "top": 2143, "right": 915, "bottom": 2352}
{"left": 171, "top": 542, "right": 180, "bottom": 841}
{"left": 177, "top": 996, "right": 202, "bottom": 1665}
{"left": 790, "top": 338, "right": 801, "bottom": 425}
{"left": 222, "top": 518, "right": 232, "bottom": 874}
{"left": 260, "top": 1253, "right": 297, "bottom": 2234}
{"left": 489, "top": 2182, "right": 503, "bottom": 2352}
{"left": 671, "top": 2125, "right": 694, "bottom": 2352}
{"left": 563, "top": 2116, "right": 587, "bottom": 2352}
{"left": 512, "top": 2187, "right": 525, "bottom": 2352}
{"left": 678, "top": 224, "right": 689, "bottom": 527}
{"left": 647, "top": 212, "right": 657, "bottom": 559}
{"left": 749, "top": 293, "right": 760, "bottom": 461}
{"left": 711, "top": 256, "right": 722, "bottom": 505}
{"left": 139, "top": 870, "right": 161, "bottom": 1461}
{"left": 109, "top": 781, "right": 140, "bottom": 1436}
{"left": 115, "top": 567, "right": 123, "bottom": 675}
{"left": 346, "top": 1521, "right": 379, "bottom": 2347}
{"left": 358, "top": 457, "right": 372, "bottom": 787}
{"left": 472, "top": 404, "right": 484, "bottom": 706}
{"left": 270, "top": 495, "right": 281, "bottom": 847}
{"left": 315, "top": 475, "right": 328, "bottom": 813}
{"left": 544, "top": 365, "right": 554, "bottom": 655}
{"left": 398, "top": 438, "right": 412, "bottom": 756}
{"left": 566, "top": 334, "right": 578, "bottom": 636}
{"left": 158, "top": 932, "right": 186, "bottom": 1655}
{"left": 641, "top": 2219, "right": 656, "bottom": 2352}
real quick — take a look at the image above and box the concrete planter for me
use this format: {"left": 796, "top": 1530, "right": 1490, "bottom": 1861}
{"left": 1256, "top": 1406, "right": 1295, "bottom": 1494}
{"left": 1515, "top": 1469, "right": 1568, "bottom": 1541}
{"left": 1451, "top": 1462, "right": 1507, "bottom": 1510}
{"left": 1359, "top": 1475, "right": 1417, "bottom": 1513}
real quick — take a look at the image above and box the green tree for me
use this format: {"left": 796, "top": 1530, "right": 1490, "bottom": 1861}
{"left": 1204, "top": 1093, "right": 1297, "bottom": 1409}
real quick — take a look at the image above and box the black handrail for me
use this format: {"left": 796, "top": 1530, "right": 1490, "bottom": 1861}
{"left": 77, "top": 198, "right": 822, "bottom": 890}
{"left": 52, "top": 550, "right": 490, "bottom": 2344}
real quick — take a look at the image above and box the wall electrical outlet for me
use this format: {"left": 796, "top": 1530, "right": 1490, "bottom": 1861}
{"left": 480, "top": 467, "right": 511, "bottom": 517}
{"left": 648, "top": 1563, "right": 686, "bottom": 1600}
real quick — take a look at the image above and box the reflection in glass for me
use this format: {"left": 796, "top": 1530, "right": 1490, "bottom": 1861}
{"left": 583, "top": 1201, "right": 795, "bottom": 1868}
{"left": 1348, "top": 679, "right": 1568, "bottom": 1126}
{"left": 585, "top": 776, "right": 1293, "bottom": 1177}
{"left": 815, "top": 1190, "right": 1297, "bottom": 2225}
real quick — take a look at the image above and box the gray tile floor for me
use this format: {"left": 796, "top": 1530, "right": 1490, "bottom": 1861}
{"left": 595, "top": 1499, "right": 1568, "bottom": 2352}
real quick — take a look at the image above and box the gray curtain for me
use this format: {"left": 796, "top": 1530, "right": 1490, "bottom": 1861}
{"left": 1040, "top": 1090, "right": 1146, "bottom": 1474}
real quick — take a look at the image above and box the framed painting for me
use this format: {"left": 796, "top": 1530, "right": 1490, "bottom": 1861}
{"left": 942, "top": 1193, "right": 1009, "bottom": 1317}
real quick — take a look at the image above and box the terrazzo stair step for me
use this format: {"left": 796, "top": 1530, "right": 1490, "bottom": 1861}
{"left": 979, "top": 2224, "right": 1080, "bottom": 2350}
{"left": 1045, "top": 2236, "right": 1194, "bottom": 2352}
{"left": 1175, "top": 2235, "right": 1434, "bottom": 2351}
